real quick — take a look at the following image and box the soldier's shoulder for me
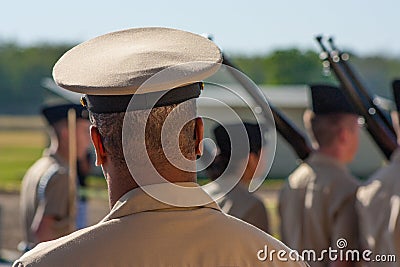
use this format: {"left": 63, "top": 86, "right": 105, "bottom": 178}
{"left": 14, "top": 213, "right": 307, "bottom": 267}
{"left": 212, "top": 214, "right": 307, "bottom": 266}
{"left": 13, "top": 225, "right": 101, "bottom": 267}
{"left": 285, "top": 162, "right": 315, "bottom": 189}
{"left": 221, "top": 213, "right": 287, "bottom": 247}
{"left": 27, "top": 155, "right": 67, "bottom": 177}
{"left": 356, "top": 163, "right": 400, "bottom": 206}
{"left": 357, "top": 178, "right": 382, "bottom": 208}
{"left": 368, "top": 161, "right": 400, "bottom": 186}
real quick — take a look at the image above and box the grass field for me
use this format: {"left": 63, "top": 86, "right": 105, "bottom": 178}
{"left": 0, "top": 127, "right": 108, "bottom": 193}
{"left": 0, "top": 130, "right": 46, "bottom": 191}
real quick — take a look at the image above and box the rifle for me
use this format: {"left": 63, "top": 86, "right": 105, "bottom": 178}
{"left": 327, "top": 37, "right": 395, "bottom": 134}
{"left": 222, "top": 55, "right": 312, "bottom": 160}
{"left": 315, "top": 36, "right": 397, "bottom": 160}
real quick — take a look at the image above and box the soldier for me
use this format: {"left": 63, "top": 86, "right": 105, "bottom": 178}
{"left": 13, "top": 27, "right": 307, "bottom": 266}
{"left": 356, "top": 80, "right": 400, "bottom": 267}
{"left": 279, "top": 84, "right": 361, "bottom": 267}
{"left": 207, "top": 122, "right": 270, "bottom": 232}
{"left": 19, "top": 103, "right": 90, "bottom": 250}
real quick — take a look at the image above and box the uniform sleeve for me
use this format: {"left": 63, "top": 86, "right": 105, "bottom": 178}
{"left": 331, "top": 193, "right": 359, "bottom": 250}
{"left": 355, "top": 189, "right": 371, "bottom": 251}
{"left": 243, "top": 199, "right": 270, "bottom": 233}
{"left": 40, "top": 172, "right": 70, "bottom": 220}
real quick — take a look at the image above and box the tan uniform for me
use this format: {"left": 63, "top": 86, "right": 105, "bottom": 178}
{"left": 214, "top": 182, "right": 270, "bottom": 232}
{"left": 279, "top": 152, "right": 360, "bottom": 267}
{"left": 356, "top": 148, "right": 400, "bottom": 267}
{"left": 20, "top": 151, "right": 72, "bottom": 248}
{"left": 14, "top": 182, "right": 308, "bottom": 267}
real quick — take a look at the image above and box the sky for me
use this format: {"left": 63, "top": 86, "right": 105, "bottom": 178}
{"left": 2, "top": 0, "right": 400, "bottom": 56}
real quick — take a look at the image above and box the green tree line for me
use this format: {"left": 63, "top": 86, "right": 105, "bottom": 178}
{"left": 0, "top": 42, "right": 72, "bottom": 114}
{"left": 1, "top": 42, "right": 400, "bottom": 114}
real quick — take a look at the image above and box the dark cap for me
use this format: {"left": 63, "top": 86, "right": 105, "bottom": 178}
{"left": 213, "top": 122, "right": 264, "bottom": 156}
{"left": 392, "top": 80, "right": 400, "bottom": 112}
{"left": 310, "top": 84, "right": 357, "bottom": 115}
{"left": 41, "top": 104, "right": 89, "bottom": 125}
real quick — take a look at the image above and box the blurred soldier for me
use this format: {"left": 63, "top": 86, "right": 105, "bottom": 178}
{"left": 14, "top": 27, "right": 307, "bottom": 267}
{"left": 207, "top": 122, "right": 270, "bottom": 232}
{"left": 75, "top": 151, "right": 92, "bottom": 229}
{"left": 356, "top": 80, "right": 400, "bottom": 267}
{"left": 279, "top": 84, "right": 361, "bottom": 267}
{"left": 19, "top": 104, "right": 91, "bottom": 250}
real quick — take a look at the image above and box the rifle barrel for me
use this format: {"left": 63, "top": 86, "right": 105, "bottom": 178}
{"left": 222, "top": 55, "right": 312, "bottom": 160}
{"left": 327, "top": 38, "right": 395, "bottom": 134}
{"left": 316, "top": 37, "right": 397, "bottom": 160}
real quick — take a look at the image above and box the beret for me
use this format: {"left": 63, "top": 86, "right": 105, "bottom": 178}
{"left": 310, "top": 84, "right": 358, "bottom": 115}
{"left": 41, "top": 104, "right": 89, "bottom": 125}
{"left": 392, "top": 80, "right": 400, "bottom": 112}
{"left": 213, "top": 122, "right": 264, "bottom": 156}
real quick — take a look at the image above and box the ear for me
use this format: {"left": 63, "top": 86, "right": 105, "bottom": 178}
{"left": 194, "top": 117, "right": 204, "bottom": 156}
{"left": 90, "top": 125, "right": 106, "bottom": 166}
{"left": 303, "top": 109, "right": 319, "bottom": 150}
{"left": 337, "top": 126, "right": 349, "bottom": 144}
{"left": 247, "top": 152, "right": 259, "bottom": 171}
{"left": 60, "top": 124, "right": 69, "bottom": 140}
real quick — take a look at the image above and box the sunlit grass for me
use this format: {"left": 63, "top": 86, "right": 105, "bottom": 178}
{"left": 0, "top": 130, "right": 46, "bottom": 191}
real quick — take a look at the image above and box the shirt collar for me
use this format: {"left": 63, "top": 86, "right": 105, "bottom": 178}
{"left": 102, "top": 182, "right": 221, "bottom": 221}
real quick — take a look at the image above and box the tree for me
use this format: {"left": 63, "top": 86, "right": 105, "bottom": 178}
{"left": 233, "top": 49, "right": 335, "bottom": 85}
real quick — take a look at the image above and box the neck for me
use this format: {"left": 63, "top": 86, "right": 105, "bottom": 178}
{"left": 240, "top": 168, "right": 253, "bottom": 186}
{"left": 57, "top": 147, "right": 69, "bottom": 163}
{"left": 48, "top": 138, "right": 69, "bottom": 163}
{"left": 104, "top": 162, "right": 197, "bottom": 208}
{"left": 317, "top": 146, "right": 347, "bottom": 164}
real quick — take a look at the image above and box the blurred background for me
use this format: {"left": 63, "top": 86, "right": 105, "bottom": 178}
{"left": 1, "top": 0, "right": 399, "bottom": 261}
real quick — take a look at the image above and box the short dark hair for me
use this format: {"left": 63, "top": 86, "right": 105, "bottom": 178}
{"left": 304, "top": 110, "right": 358, "bottom": 148}
{"left": 89, "top": 100, "right": 197, "bottom": 172}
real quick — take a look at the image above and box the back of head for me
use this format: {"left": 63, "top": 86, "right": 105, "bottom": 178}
{"left": 89, "top": 99, "right": 197, "bottom": 175}
{"left": 306, "top": 84, "right": 359, "bottom": 150}
{"left": 207, "top": 122, "right": 263, "bottom": 180}
{"left": 304, "top": 111, "right": 357, "bottom": 149}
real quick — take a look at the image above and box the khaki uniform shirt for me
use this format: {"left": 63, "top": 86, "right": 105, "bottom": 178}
{"left": 14, "top": 182, "right": 308, "bottom": 267}
{"left": 20, "top": 152, "right": 72, "bottom": 247}
{"left": 279, "top": 153, "right": 360, "bottom": 267}
{"left": 356, "top": 148, "right": 400, "bottom": 267}
{"left": 213, "top": 182, "right": 270, "bottom": 232}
